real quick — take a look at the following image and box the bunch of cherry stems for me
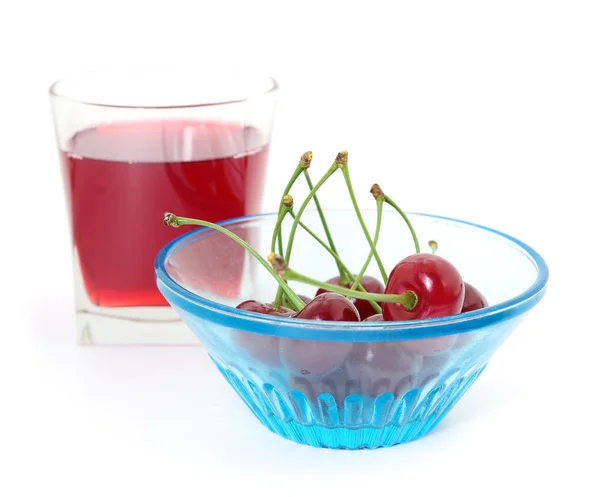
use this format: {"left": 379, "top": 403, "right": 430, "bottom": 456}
{"left": 164, "top": 150, "right": 422, "bottom": 313}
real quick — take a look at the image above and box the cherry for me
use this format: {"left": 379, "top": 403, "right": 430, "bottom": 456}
{"left": 382, "top": 254, "right": 465, "bottom": 321}
{"left": 237, "top": 299, "right": 295, "bottom": 317}
{"left": 231, "top": 300, "right": 294, "bottom": 366}
{"left": 363, "top": 306, "right": 455, "bottom": 355}
{"left": 293, "top": 292, "right": 361, "bottom": 322}
{"left": 281, "top": 339, "right": 354, "bottom": 377}
{"left": 363, "top": 313, "right": 383, "bottom": 322}
{"left": 461, "top": 282, "right": 489, "bottom": 313}
{"left": 347, "top": 341, "right": 422, "bottom": 397}
{"left": 280, "top": 293, "right": 359, "bottom": 376}
{"left": 315, "top": 274, "right": 384, "bottom": 320}
{"left": 450, "top": 284, "right": 489, "bottom": 350}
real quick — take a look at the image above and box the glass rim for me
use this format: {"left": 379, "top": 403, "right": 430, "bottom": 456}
{"left": 49, "top": 68, "right": 279, "bottom": 110}
{"left": 154, "top": 210, "right": 550, "bottom": 341}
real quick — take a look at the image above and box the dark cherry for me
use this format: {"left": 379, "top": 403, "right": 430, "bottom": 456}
{"left": 315, "top": 274, "right": 384, "bottom": 320}
{"left": 231, "top": 300, "right": 294, "bottom": 366}
{"left": 382, "top": 254, "right": 465, "bottom": 321}
{"left": 280, "top": 293, "right": 359, "bottom": 377}
{"left": 452, "top": 284, "right": 489, "bottom": 349}
{"left": 461, "top": 283, "right": 489, "bottom": 313}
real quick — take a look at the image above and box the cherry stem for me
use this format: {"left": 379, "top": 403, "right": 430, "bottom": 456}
{"left": 288, "top": 209, "right": 382, "bottom": 314}
{"left": 271, "top": 203, "right": 289, "bottom": 256}
{"left": 282, "top": 266, "right": 417, "bottom": 310}
{"left": 351, "top": 197, "right": 383, "bottom": 291}
{"left": 303, "top": 169, "right": 347, "bottom": 284}
{"left": 164, "top": 213, "right": 306, "bottom": 312}
{"left": 270, "top": 152, "right": 312, "bottom": 309}
{"left": 274, "top": 196, "right": 294, "bottom": 260}
{"left": 273, "top": 153, "right": 343, "bottom": 307}
{"left": 383, "top": 195, "right": 421, "bottom": 254}
{"left": 277, "top": 228, "right": 285, "bottom": 259}
{"left": 270, "top": 152, "right": 312, "bottom": 257}
{"left": 341, "top": 165, "right": 388, "bottom": 284}
{"left": 429, "top": 240, "right": 438, "bottom": 254}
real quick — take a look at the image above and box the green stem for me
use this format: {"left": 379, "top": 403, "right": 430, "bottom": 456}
{"left": 273, "top": 153, "right": 343, "bottom": 307}
{"left": 289, "top": 210, "right": 382, "bottom": 314}
{"left": 270, "top": 152, "right": 312, "bottom": 309}
{"left": 284, "top": 268, "right": 417, "bottom": 309}
{"left": 351, "top": 198, "right": 383, "bottom": 291}
{"left": 277, "top": 227, "right": 284, "bottom": 258}
{"left": 270, "top": 206, "right": 288, "bottom": 255}
{"left": 164, "top": 213, "right": 305, "bottom": 312}
{"left": 273, "top": 204, "right": 290, "bottom": 309}
{"left": 270, "top": 162, "right": 306, "bottom": 255}
{"left": 303, "top": 169, "right": 347, "bottom": 284}
{"left": 341, "top": 166, "right": 388, "bottom": 284}
{"left": 383, "top": 196, "right": 421, "bottom": 254}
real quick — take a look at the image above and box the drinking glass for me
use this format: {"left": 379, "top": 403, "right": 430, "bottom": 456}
{"left": 50, "top": 68, "right": 278, "bottom": 344}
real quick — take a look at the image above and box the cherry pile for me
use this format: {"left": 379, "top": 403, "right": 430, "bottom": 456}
{"left": 164, "top": 150, "right": 490, "bottom": 381}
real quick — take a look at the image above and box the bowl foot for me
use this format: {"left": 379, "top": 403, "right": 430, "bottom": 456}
{"left": 214, "top": 360, "right": 487, "bottom": 450}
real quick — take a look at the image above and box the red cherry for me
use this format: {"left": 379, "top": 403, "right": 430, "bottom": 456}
{"left": 231, "top": 300, "right": 294, "bottom": 366}
{"left": 382, "top": 254, "right": 465, "bottom": 321}
{"left": 461, "top": 283, "right": 489, "bottom": 313}
{"left": 237, "top": 299, "right": 295, "bottom": 317}
{"left": 280, "top": 293, "right": 359, "bottom": 376}
{"left": 294, "top": 292, "right": 361, "bottom": 322}
{"left": 315, "top": 274, "right": 384, "bottom": 320}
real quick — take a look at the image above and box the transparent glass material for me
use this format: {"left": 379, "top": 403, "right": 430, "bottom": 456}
{"left": 155, "top": 210, "right": 549, "bottom": 449}
{"left": 50, "top": 68, "right": 277, "bottom": 344}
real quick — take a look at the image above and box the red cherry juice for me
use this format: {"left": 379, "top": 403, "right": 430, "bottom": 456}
{"left": 60, "top": 120, "right": 269, "bottom": 307}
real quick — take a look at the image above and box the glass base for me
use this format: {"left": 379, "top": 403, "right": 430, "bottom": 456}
{"left": 75, "top": 307, "right": 198, "bottom": 345}
{"left": 72, "top": 250, "right": 198, "bottom": 345}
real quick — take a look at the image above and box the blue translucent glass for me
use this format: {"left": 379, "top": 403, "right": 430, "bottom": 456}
{"left": 155, "top": 210, "right": 548, "bottom": 449}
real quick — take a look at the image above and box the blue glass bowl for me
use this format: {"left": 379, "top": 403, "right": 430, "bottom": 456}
{"left": 155, "top": 210, "right": 548, "bottom": 449}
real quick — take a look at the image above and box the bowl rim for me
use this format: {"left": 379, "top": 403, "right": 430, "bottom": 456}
{"left": 154, "top": 211, "right": 549, "bottom": 341}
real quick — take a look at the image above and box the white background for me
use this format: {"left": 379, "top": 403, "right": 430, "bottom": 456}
{"left": 1, "top": 1, "right": 599, "bottom": 496}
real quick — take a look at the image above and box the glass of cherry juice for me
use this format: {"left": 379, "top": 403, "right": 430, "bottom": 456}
{"left": 50, "top": 69, "right": 277, "bottom": 344}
